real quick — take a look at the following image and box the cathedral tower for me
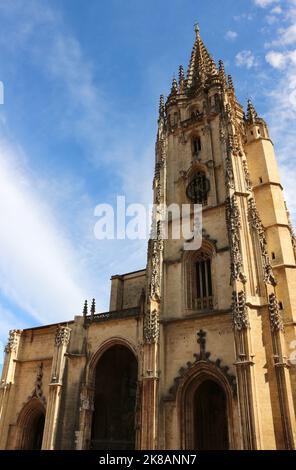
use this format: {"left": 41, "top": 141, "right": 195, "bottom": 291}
{"left": 142, "top": 25, "right": 296, "bottom": 449}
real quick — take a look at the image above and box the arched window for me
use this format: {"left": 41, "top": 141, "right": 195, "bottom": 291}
{"left": 185, "top": 246, "right": 214, "bottom": 312}
{"left": 195, "top": 254, "right": 213, "bottom": 310}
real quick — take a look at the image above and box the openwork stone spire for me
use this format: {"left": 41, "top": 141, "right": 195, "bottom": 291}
{"left": 159, "top": 94, "right": 165, "bottom": 119}
{"left": 246, "top": 99, "right": 258, "bottom": 123}
{"left": 178, "top": 65, "right": 185, "bottom": 91}
{"left": 186, "top": 24, "right": 218, "bottom": 91}
{"left": 219, "top": 60, "right": 227, "bottom": 89}
{"left": 82, "top": 299, "right": 88, "bottom": 316}
{"left": 170, "top": 76, "right": 178, "bottom": 95}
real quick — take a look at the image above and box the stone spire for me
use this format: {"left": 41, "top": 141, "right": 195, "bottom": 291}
{"left": 82, "top": 299, "right": 88, "bottom": 317}
{"left": 170, "top": 76, "right": 178, "bottom": 95}
{"left": 218, "top": 60, "right": 227, "bottom": 89}
{"left": 90, "top": 298, "right": 96, "bottom": 319}
{"left": 246, "top": 98, "right": 258, "bottom": 123}
{"left": 186, "top": 24, "right": 218, "bottom": 91}
{"left": 178, "top": 65, "right": 185, "bottom": 92}
{"left": 228, "top": 74, "right": 234, "bottom": 91}
{"left": 159, "top": 94, "right": 165, "bottom": 120}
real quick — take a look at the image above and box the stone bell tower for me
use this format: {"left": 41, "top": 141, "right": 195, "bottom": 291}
{"left": 141, "top": 25, "right": 296, "bottom": 450}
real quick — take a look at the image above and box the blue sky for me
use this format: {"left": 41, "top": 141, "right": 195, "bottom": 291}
{"left": 0, "top": 0, "right": 296, "bottom": 362}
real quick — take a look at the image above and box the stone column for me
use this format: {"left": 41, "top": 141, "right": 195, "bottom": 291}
{"left": 75, "top": 384, "right": 95, "bottom": 450}
{"left": 268, "top": 292, "right": 296, "bottom": 449}
{"left": 42, "top": 325, "right": 71, "bottom": 450}
{"left": 0, "top": 330, "right": 22, "bottom": 449}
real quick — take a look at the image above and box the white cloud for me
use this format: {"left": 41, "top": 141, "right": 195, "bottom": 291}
{"left": 266, "top": 50, "right": 287, "bottom": 68}
{"left": 271, "top": 5, "right": 282, "bottom": 14}
{"left": 233, "top": 13, "right": 253, "bottom": 21}
{"left": 266, "top": 49, "right": 296, "bottom": 68}
{"left": 254, "top": 0, "right": 279, "bottom": 7}
{"left": 0, "top": 139, "right": 91, "bottom": 326}
{"left": 225, "top": 30, "right": 238, "bottom": 41}
{"left": 266, "top": 14, "right": 279, "bottom": 25}
{"left": 235, "top": 50, "right": 258, "bottom": 68}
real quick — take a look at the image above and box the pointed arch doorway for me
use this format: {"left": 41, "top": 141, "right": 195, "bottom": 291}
{"left": 16, "top": 398, "right": 45, "bottom": 449}
{"left": 180, "top": 364, "right": 234, "bottom": 450}
{"left": 91, "top": 344, "right": 138, "bottom": 450}
{"left": 194, "top": 379, "right": 229, "bottom": 450}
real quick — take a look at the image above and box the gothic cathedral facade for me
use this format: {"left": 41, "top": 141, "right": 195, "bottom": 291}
{"left": 1, "top": 27, "right": 296, "bottom": 451}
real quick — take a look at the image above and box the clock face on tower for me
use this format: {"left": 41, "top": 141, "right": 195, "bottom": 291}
{"left": 186, "top": 172, "right": 210, "bottom": 205}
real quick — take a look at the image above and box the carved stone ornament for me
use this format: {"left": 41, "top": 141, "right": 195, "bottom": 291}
{"left": 268, "top": 293, "right": 284, "bottom": 332}
{"left": 219, "top": 120, "right": 226, "bottom": 144}
{"left": 232, "top": 291, "right": 250, "bottom": 331}
{"left": 166, "top": 329, "right": 237, "bottom": 399}
{"left": 143, "top": 308, "right": 160, "bottom": 344}
{"left": 80, "top": 390, "right": 94, "bottom": 412}
{"left": 149, "top": 221, "right": 163, "bottom": 301}
{"left": 242, "top": 160, "right": 252, "bottom": 191}
{"left": 4, "top": 329, "right": 22, "bottom": 354}
{"left": 226, "top": 195, "right": 247, "bottom": 283}
{"left": 55, "top": 325, "right": 71, "bottom": 347}
{"left": 28, "top": 362, "right": 46, "bottom": 406}
{"left": 287, "top": 210, "right": 296, "bottom": 258}
{"left": 225, "top": 152, "right": 235, "bottom": 190}
{"left": 248, "top": 198, "right": 276, "bottom": 286}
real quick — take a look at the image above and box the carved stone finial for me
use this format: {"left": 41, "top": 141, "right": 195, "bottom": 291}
{"left": 268, "top": 293, "right": 284, "bottom": 332}
{"left": 4, "top": 329, "right": 22, "bottom": 354}
{"left": 90, "top": 298, "right": 96, "bottom": 318}
{"left": 219, "top": 60, "right": 227, "bottom": 89}
{"left": 228, "top": 74, "right": 234, "bottom": 90}
{"left": 170, "top": 76, "right": 178, "bottom": 95}
{"left": 83, "top": 300, "right": 88, "bottom": 317}
{"left": 55, "top": 325, "right": 71, "bottom": 347}
{"left": 159, "top": 94, "right": 165, "bottom": 119}
{"left": 178, "top": 65, "right": 185, "bottom": 91}
{"left": 246, "top": 98, "right": 258, "bottom": 123}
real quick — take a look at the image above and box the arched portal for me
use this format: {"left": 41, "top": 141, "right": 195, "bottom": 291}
{"left": 194, "top": 380, "right": 229, "bottom": 450}
{"left": 16, "top": 398, "right": 45, "bottom": 450}
{"left": 91, "top": 344, "right": 138, "bottom": 450}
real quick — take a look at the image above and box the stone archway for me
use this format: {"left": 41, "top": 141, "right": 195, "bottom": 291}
{"left": 15, "top": 398, "right": 45, "bottom": 449}
{"left": 179, "top": 363, "right": 235, "bottom": 450}
{"left": 90, "top": 344, "right": 138, "bottom": 450}
{"left": 193, "top": 379, "right": 229, "bottom": 450}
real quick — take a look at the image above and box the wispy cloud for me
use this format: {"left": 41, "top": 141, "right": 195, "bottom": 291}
{"left": 259, "top": 0, "right": 296, "bottom": 222}
{"left": 254, "top": 0, "right": 280, "bottom": 7}
{"left": 0, "top": 139, "right": 91, "bottom": 326}
{"left": 233, "top": 13, "right": 253, "bottom": 21}
{"left": 266, "top": 49, "right": 296, "bottom": 68}
{"left": 0, "top": 0, "right": 154, "bottom": 358}
{"left": 225, "top": 30, "right": 238, "bottom": 41}
{"left": 235, "top": 50, "right": 258, "bottom": 68}
{"left": 271, "top": 5, "right": 283, "bottom": 14}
